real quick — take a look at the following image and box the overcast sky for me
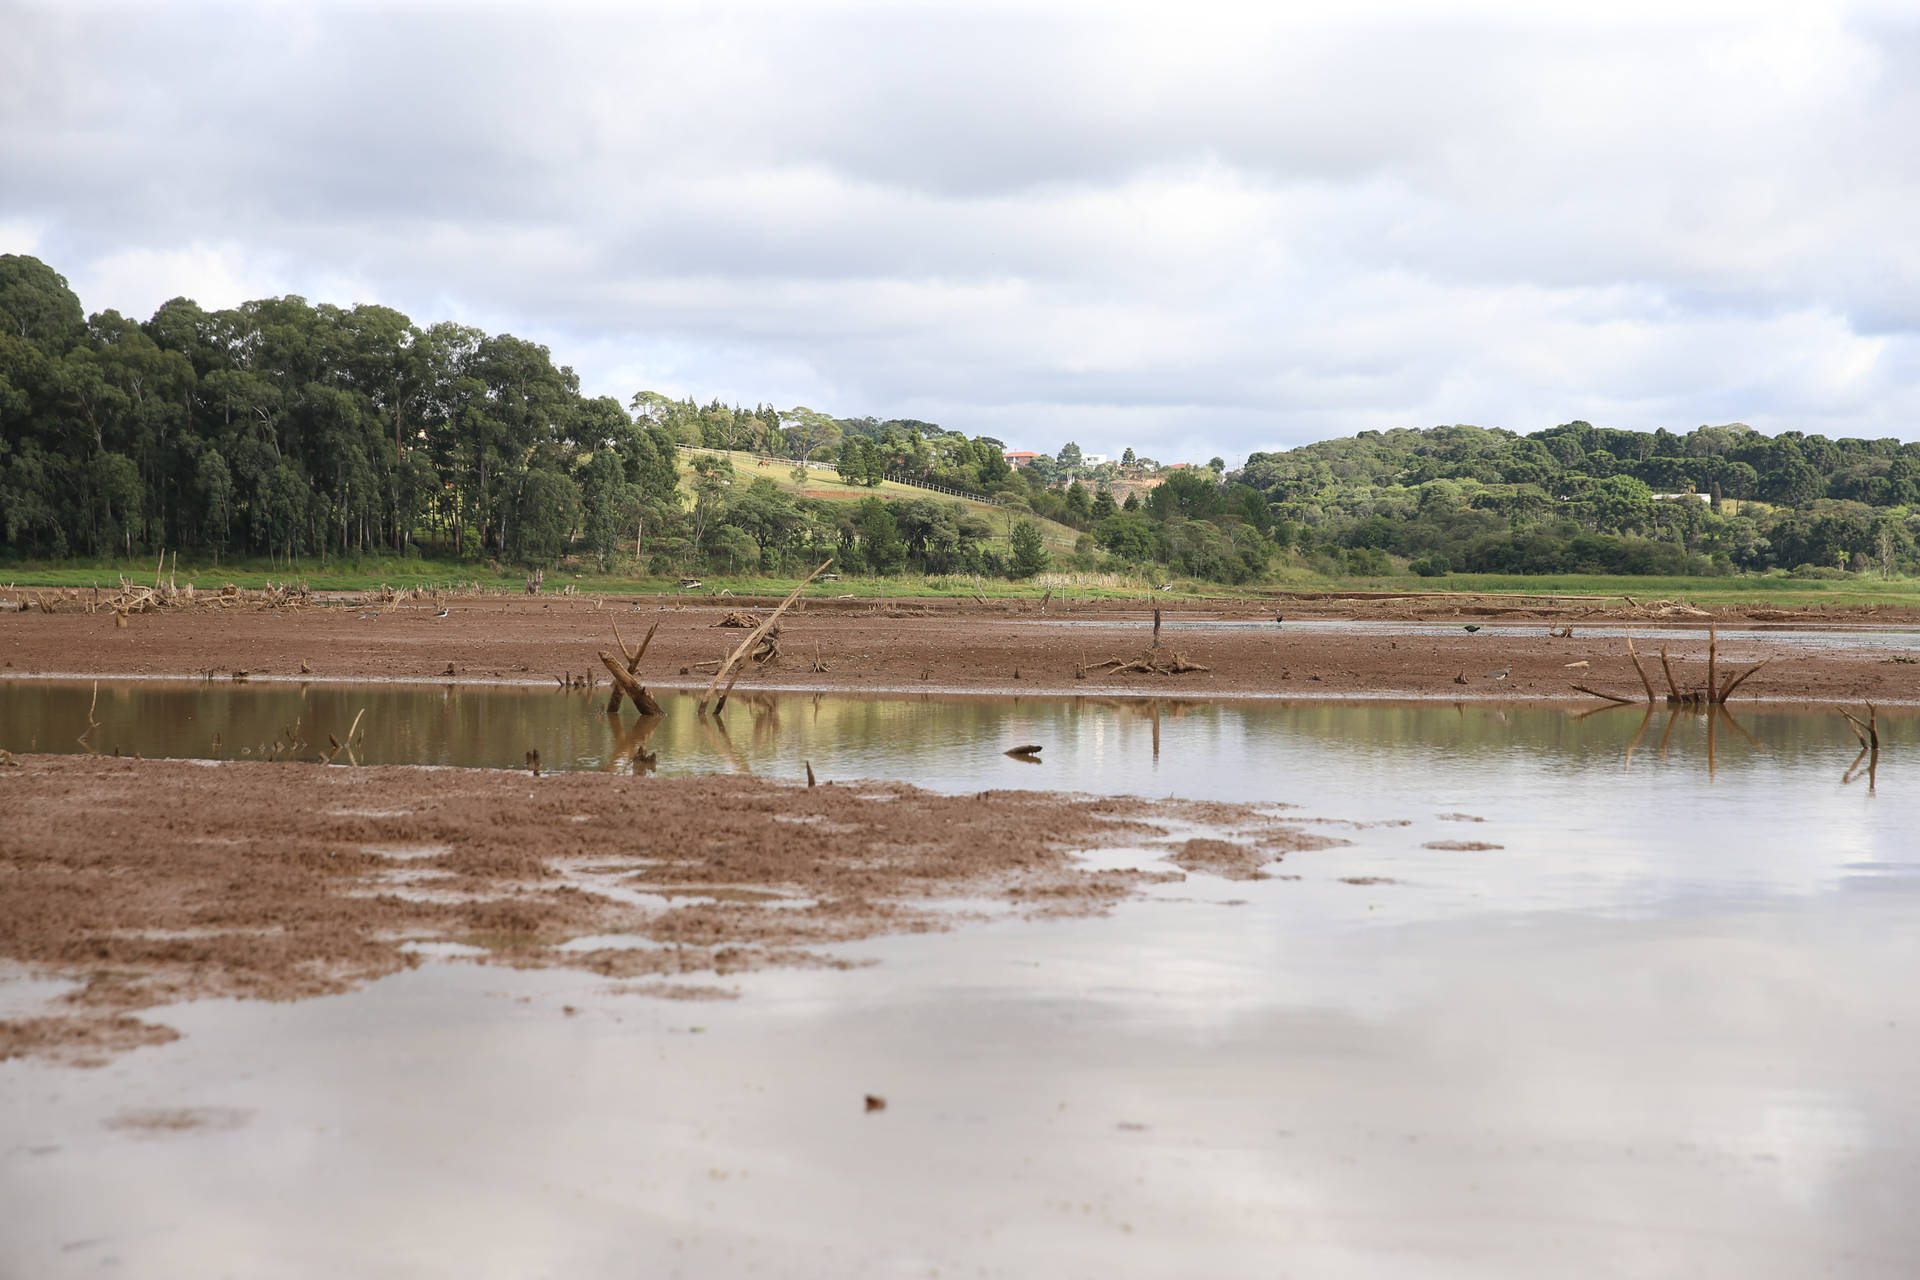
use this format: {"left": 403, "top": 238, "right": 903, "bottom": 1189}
{"left": 5, "top": 0, "right": 1919, "bottom": 462}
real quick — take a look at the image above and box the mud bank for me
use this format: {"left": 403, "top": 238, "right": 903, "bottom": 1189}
{"left": 0, "top": 756, "right": 1312, "bottom": 1065}
{"left": 4, "top": 592, "right": 1918, "bottom": 701}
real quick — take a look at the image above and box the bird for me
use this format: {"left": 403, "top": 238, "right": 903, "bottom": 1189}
{"left": 359, "top": 612, "right": 378, "bottom": 621}
{"left": 1274, "top": 613, "right": 1285, "bottom": 624}
{"left": 1484, "top": 665, "right": 1511, "bottom": 680}
{"left": 433, "top": 607, "right": 450, "bottom": 618}
{"left": 1463, "top": 624, "right": 1481, "bottom": 633}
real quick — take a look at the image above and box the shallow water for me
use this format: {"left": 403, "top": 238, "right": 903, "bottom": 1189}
{"left": 2, "top": 683, "right": 1916, "bottom": 1276}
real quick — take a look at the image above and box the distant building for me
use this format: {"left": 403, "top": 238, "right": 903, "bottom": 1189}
{"left": 1003, "top": 451, "right": 1041, "bottom": 468}
{"left": 1081, "top": 453, "right": 1109, "bottom": 466}
{"left": 1652, "top": 492, "right": 1710, "bottom": 503}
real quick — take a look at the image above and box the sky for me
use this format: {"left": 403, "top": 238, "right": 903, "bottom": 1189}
{"left": 4, "top": 0, "right": 1920, "bottom": 465}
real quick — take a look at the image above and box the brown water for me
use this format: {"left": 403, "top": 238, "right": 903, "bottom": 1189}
{"left": 2, "top": 682, "right": 1916, "bottom": 1276}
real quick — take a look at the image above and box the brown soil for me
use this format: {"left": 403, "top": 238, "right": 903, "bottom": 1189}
{"left": 0, "top": 755, "right": 1301, "bottom": 1066}
{"left": 1165, "top": 830, "right": 1345, "bottom": 881}
{"left": 4, "top": 590, "right": 1915, "bottom": 702}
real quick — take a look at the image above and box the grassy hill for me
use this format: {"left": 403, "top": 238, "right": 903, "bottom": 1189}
{"left": 673, "top": 447, "right": 1083, "bottom": 555}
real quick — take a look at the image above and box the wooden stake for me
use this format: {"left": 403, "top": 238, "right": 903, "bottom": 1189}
{"left": 1707, "top": 626, "right": 1717, "bottom": 704}
{"left": 1717, "top": 657, "right": 1772, "bottom": 703}
{"left": 1572, "top": 683, "right": 1635, "bottom": 704}
{"left": 1657, "top": 646, "right": 1682, "bottom": 702}
{"left": 1625, "top": 637, "right": 1656, "bottom": 703}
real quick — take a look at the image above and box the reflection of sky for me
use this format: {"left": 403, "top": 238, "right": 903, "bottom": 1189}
{"left": 5, "top": 894, "right": 1917, "bottom": 1278}
{"left": 4, "top": 685, "right": 1919, "bottom": 1275}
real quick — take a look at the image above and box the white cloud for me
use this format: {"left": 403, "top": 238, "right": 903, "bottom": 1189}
{"left": 4, "top": 0, "right": 1919, "bottom": 462}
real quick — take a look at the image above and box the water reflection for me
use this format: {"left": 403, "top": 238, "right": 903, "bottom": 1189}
{"left": 0, "top": 678, "right": 1905, "bottom": 789}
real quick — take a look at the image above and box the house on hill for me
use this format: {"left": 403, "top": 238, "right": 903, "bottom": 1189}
{"left": 1002, "top": 450, "right": 1041, "bottom": 468}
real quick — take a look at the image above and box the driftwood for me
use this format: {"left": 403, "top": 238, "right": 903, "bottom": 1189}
{"left": 1006, "top": 744, "right": 1043, "bottom": 761}
{"left": 1618, "top": 627, "right": 1771, "bottom": 707}
{"left": 1838, "top": 702, "right": 1880, "bottom": 750}
{"left": 599, "top": 651, "right": 663, "bottom": 717}
{"left": 604, "top": 619, "right": 662, "bottom": 715}
{"left": 716, "top": 611, "right": 759, "bottom": 628}
{"left": 698, "top": 560, "right": 832, "bottom": 716}
{"left": 1841, "top": 703, "right": 1881, "bottom": 788}
{"left": 751, "top": 625, "right": 782, "bottom": 665}
{"left": 1094, "top": 648, "right": 1210, "bottom": 677}
{"left": 1571, "top": 683, "right": 1635, "bottom": 705}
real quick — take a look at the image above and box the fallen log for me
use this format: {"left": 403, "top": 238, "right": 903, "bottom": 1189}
{"left": 598, "top": 651, "right": 663, "bottom": 717}
{"left": 1108, "top": 649, "right": 1210, "bottom": 677}
{"left": 1571, "top": 683, "right": 1635, "bottom": 705}
{"left": 604, "top": 619, "right": 660, "bottom": 715}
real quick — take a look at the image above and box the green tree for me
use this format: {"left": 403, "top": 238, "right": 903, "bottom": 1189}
{"left": 858, "top": 500, "right": 907, "bottom": 573}
{"left": 1064, "top": 479, "right": 1092, "bottom": 521}
{"left": 1010, "top": 518, "right": 1049, "bottom": 578}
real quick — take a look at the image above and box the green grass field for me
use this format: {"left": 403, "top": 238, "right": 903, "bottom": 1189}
{"left": 0, "top": 557, "right": 1125, "bottom": 600}
{"left": 6, "top": 551, "right": 1916, "bottom": 610}
{"left": 675, "top": 447, "right": 1083, "bottom": 555}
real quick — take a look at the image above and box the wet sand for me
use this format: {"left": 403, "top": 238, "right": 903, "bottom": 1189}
{"left": 4, "top": 590, "right": 1917, "bottom": 702}
{"left": 0, "top": 755, "right": 1311, "bottom": 1066}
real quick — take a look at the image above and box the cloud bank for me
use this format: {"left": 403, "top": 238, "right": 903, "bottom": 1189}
{"left": 5, "top": 0, "right": 1918, "bottom": 461}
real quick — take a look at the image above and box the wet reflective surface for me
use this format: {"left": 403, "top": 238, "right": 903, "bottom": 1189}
{"left": 2, "top": 682, "right": 1916, "bottom": 1276}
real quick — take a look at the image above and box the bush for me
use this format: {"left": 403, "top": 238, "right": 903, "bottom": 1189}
{"left": 1788, "top": 563, "right": 1853, "bottom": 580}
{"left": 1410, "top": 555, "right": 1451, "bottom": 577}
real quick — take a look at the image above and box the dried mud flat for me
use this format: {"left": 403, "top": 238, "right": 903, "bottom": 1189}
{"left": 0, "top": 756, "right": 1317, "bottom": 1067}
{"left": 4, "top": 589, "right": 1917, "bottom": 703}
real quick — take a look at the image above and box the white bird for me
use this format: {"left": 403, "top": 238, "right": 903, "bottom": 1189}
{"left": 1484, "top": 665, "right": 1512, "bottom": 680}
{"left": 433, "top": 608, "right": 450, "bottom": 618}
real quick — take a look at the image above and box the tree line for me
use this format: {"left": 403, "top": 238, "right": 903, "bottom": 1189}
{"left": 1237, "top": 421, "right": 1920, "bottom": 578}
{"left": 10, "top": 252, "right": 1915, "bottom": 581}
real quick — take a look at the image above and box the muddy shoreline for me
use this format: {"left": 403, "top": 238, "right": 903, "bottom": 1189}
{"left": 4, "top": 592, "right": 1918, "bottom": 703}
{"left": 0, "top": 756, "right": 1317, "bottom": 1066}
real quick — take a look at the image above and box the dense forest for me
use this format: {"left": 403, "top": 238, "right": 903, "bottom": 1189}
{"left": 5, "top": 253, "right": 1917, "bottom": 582}
{"left": 1238, "top": 423, "right": 1920, "bottom": 578}
{"left": 0, "top": 254, "right": 1286, "bottom": 581}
